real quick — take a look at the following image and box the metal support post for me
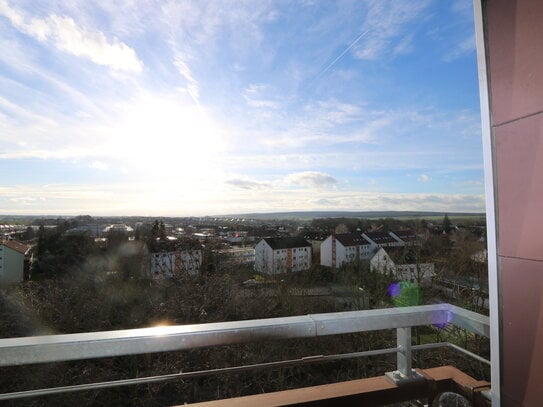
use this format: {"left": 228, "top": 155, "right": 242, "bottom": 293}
{"left": 397, "top": 327, "right": 412, "bottom": 378}
{"left": 385, "top": 327, "right": 424, "bottom": 385}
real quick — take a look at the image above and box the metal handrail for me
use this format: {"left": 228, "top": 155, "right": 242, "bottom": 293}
{"left": 0, "top": 303, "right": 488, "bottom": 366}
{"left": 0, "top": 303, "right": 490, "bottom": 401}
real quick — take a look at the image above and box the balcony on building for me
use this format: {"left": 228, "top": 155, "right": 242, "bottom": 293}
{"left": 0, "top": 303, "right": 491, "bottom": 406}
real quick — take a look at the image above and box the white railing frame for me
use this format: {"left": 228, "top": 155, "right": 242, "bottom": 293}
{"left": 0, "top": 303, "right": 490, "bottom": 400}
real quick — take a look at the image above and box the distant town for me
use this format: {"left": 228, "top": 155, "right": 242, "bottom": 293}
{"left": 1, "top": 212, "right": 487, "bottom": 307}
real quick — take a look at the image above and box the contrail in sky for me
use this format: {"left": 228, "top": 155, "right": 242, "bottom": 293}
{"left": 317, "top": 29, "right": 370, "bottom": 78}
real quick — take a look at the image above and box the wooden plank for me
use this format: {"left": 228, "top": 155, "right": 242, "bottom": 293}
{"left": 182, "top": 366, "right": 490, "bottom": 407}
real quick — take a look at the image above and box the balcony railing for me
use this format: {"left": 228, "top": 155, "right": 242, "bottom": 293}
{"left": 0, "top": 303, "right": 490, "bottom": 402}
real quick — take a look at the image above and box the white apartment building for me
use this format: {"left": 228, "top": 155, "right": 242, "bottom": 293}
{"left": 0, "top": 240, "right": 32, "bottom": 285}
{"left": 370, "top": 247, "right": 435, "bottom": 284}
{"left": 149, "top": 251, "right": 176, "bottom": 279}
{"left": 254, "top": 237, "right": 311, "bottom": 274}
{"left": 320, "top": 233, "right": 373, "bottom": 268}
{"left": 148, "top": 248, "right": 202, "bottom": 279}
{"left": 369, "top": 247, "right": 396, "bottom": 274}
{"left": 213, "top": 247, "right": 255, "bottom": 272}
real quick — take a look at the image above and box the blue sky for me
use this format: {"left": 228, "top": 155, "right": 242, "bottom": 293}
{"left": 0, "top": 0, "right": 484, "bottom": 216}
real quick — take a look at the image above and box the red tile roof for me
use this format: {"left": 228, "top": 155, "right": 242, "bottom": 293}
{"left": 1, "top": 239, "right": 30, "bottom": 255}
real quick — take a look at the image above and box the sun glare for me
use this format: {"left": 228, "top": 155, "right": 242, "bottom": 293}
{"left": 101, "top": 93, "right": 225, "bottom": 178}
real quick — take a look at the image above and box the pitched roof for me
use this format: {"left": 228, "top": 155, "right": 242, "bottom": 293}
{"left": 334, "top": 233, "right": 371, "bottom": 247}
{"left": 391, "top": 229, "right": 417, "bottom": 242}
{"left": 1, "top": 239, "right": 30, "bottom": 255}
{"left": 363, "top": 231, "right": 399, "bottom": 244}
{"left": 263, "top": 237, "right": 311, "bottom": 250}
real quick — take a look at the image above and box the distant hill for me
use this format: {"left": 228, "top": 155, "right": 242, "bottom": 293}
{"left": 217, "top": 211, "right": 485, "bottom": 220}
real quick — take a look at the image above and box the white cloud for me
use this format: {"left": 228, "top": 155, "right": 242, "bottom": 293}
{"left": 418, "top": 174, "right": 431, "bottom": 183}
{"left": 255, "top": 99, "right": 378, "bottom": 149}
{"left": 393, "top": 34, "right": 414, "bottom": 56}
{"left": 157, "top": 1, "right": 275, "bottom": 61}
{"left": 353, "top": 0, "right": 431, "bottom": 60}
{"left": 174, "top": 57, "right": 200, "bottom": 103}
{"left": 291, "top": 192, "right": 484, "bottom": 213}
{"left": 223, "top": 149, "right": 483, "bottom": 174}
{"left": 225, "top": 178, "right": 270, "bottom": 190}
{"left": 443, "top": 36, "right": 476, "bottom": 62}
{"left": 226, "top": 172, "right": 341, "bottom": 192}
{"left": 0, "top": 96, "right": 57, "bottom": 126}
{"left": 311, "top": 100, "right": 365, "bottom": 125}
{"left": 247, "top": 99, "right": 481, "bottom": 154}
{"left": 450, "top": 0, "right": 473, "bottom": 17}
{"left": 245, "top": 84, "right": 267, "bottom": 95}
{"left": 89, "top": 160, "right": 108, "bottom": 170}
{"left": 459, "top": 180, "right": 483, "bottom": 187}
{"left": 245, "top": 98, "right": 279, "bottom": 109}
{"left": 313, "top": 198, "right": 334, "bottom": 206}
{"left": 0, "top": 0, "right": 143, "bottom": 72}
{"left": 452, "top": 180, "right": 484, "bottom": 192}
{"left": 8, "top": 196, "right": 42, "bottom": 205}
{"left": 216, "top": 189, "right": 485, "bottom": 215}
{"left": 243, "top": 83, "right": 280, "bottom": 109}
{"left": 0, "top": 181, "right": 486, "bottom": 216}
{"left": 284, "top": 171, "right": 338, "bottom": 188}
{"left": 0, "top": 178, "right": 229, "bottom": 216}
{"left": 0, "top": 38, "right": 107, "bottom": 120}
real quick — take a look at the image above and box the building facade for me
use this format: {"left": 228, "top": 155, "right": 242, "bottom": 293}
{"left": 0, "top": 240, "right": 32, "bottom": 285}
{"left": 213, "top": 247, "right": 255, "bottom": 272}
{"left": 320, "top": 233, "right": 373, "bottom": 268}
{"left": 254, "top": 237, "right": 311, "bottom": 274}
{"left": 148, "top": 246, "right": 203, "bottom": 279}
{"left": 369, "top": 247, "right": 396, "bottom": 275}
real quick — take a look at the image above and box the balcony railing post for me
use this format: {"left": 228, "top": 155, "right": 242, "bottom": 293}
{"left": 385, "top": 327, "right": 424, "bottom": 384}
{"left": 397, "top": 327, "right": 412, "bottom": 378}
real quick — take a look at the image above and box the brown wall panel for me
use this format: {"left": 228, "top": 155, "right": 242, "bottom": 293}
{"left": 485, "top": 0, "right": 543, "bottom": 405}
{"left": 501, "top": 257, "right": 543, "bottom": 407}
{"left": 486, "top": 0, "right": 543, "bottom": 126}
{"left": 495, "top": 113, "right": 543, "bottom": 260}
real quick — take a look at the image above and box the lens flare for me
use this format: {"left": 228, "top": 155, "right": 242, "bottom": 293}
{"left": 432, "top": 307, "right": 453, "bottom": 329}
{"left": 388, "top": 281, "right": 421, "bottom": 307}
{"left": 388, "top": 282, "right": 401, "bottom": 297}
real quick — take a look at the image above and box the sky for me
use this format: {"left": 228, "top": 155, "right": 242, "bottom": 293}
{"left": 0, "top": 0, "right": 485, "bottom": 216}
